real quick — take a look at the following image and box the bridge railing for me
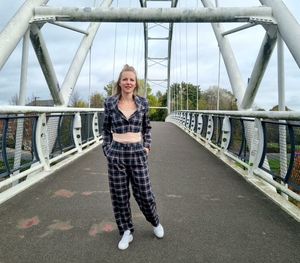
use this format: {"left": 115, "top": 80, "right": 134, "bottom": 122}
{"left": 0, "top": 106, "right": 104, "bottom": 204}
{"left": 166, "top": 110, "right": 300, "bottom": 203}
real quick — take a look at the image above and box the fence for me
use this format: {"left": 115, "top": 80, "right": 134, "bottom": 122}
{"left": 0, "top": 106, "right": 104, "bottom": 204}
{"left": 166, "top": 110, "right": 300, "bottom": 203}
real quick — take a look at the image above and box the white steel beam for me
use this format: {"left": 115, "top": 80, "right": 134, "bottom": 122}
{"left": 141, "top": 0, "right": 177, "bottom": 113}
{"left": 172, "top": 0, "right": 179, "bottom": 7}
{"left": 49, "top": 22, "right": 89, "bottom": 35}
{"left": 33, "top": 7, "right": 272, "bottom": 23}
{"left": 143, "top": 22, "right": 149, "bottom": 97}
{"left": 18, "top": 29, "right": 30, "bottom": 105}
{"left": 166, "top": 0, "right": 178, "bottom": 113}
{"left": 167, "top": 23, "right": 174, "bottom": 114}
{"left": 0, "top": 0, "right": 49, "bottom": 70}
{"left": 277, "top": 32, "right": 285, "bottom": 111}
{"left": 259, "top": 0, "right": 300, "bottom": 68}
{"left": 222, "top": 23, "right": 257, "bottom": 36}
{"left": 59, "top": 0, "right": 113, "bottom": 106}
{"left": 201, "top": 0, "right": 245, "bottom": 108}
{"left": 30, "top": 24, "right": 64, "bottom": 105}
{"left": 240, "top": 29, "right": 277, "bottom": 109}
{"left": 277, "top": 33, "right": 287, "bottom": 181}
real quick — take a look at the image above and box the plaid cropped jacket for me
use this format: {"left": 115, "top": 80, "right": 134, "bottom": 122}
{"left": 102, "top": 94, "right": 152, "bottom": 156}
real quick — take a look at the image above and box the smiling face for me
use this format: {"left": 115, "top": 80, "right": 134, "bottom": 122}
{"left": 119, "top": 71, "right": 137, "bottom": 96}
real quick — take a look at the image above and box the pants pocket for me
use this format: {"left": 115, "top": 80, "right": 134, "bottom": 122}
{"left": 106, "top": 145, "right": 119, "bottom": 163}
{"left": 106, "top": 144, "right": 113, "bottom": 158}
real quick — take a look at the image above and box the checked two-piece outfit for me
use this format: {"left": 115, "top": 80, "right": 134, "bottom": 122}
{"left": 102, "top": 94, "right": 160, "bottom": 235}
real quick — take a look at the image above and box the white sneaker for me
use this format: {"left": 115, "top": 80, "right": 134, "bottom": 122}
{"left": 153, "top": 223, "right": 164, "bottom": 238}
{"left": 118, "top": 230, "right": 133, "bottom": 250}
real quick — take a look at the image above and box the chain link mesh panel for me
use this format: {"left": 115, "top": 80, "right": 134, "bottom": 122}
{"left": 81, "top": 113, "right": 94, "bottom": 144}
{"left": 288, "top": 124, "right": 300, "bottom": 191}
{"left": 242, "top": 119, "right": 253, "bottom": 163}
{"left": 98, "top": 112, "right": 104, "bottom": 135}
{"left": 259, "top": 121, "right": 290, "bottom": 182}
{"left": 211, "top": 116, "right": 223, "bottom": 146}
{"left": 228, "top": 118, "right": 243, "bottom": 157}
{"left": 47, "top": 115, "right": 61, "bottom": 158}
{"left": 47, "top": 114, "right": 76, "bottom": 158}
{"left": 228, "top": 118, "right": 252, "bottom": 162}
{"left": 0, "top": 116, "right": 37, "bottom": 178}
{"left": 201, "top": 115, "right": 208, "bottom": 138}
{"left": 0, "top": 119, "right": 6, "bottom": 176}
{"left": 59, "top": 114, "right": 75, "bottom": 152}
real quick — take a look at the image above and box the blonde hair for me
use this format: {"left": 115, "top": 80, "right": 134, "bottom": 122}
{"left": 114, "top": 64, "right": 140, "bottom": 95}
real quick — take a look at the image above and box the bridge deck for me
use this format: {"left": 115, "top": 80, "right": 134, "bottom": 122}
{"left": 0, "top": 122, "right": 299, "bottom": 263}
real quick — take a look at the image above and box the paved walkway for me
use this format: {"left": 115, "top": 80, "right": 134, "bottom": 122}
{"left": 0, "top": 122, "right": 299, "bottom": 263}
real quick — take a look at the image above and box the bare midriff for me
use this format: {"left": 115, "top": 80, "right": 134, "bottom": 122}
{"left": 113, "top": 132, "right": 142, "bottom": 143}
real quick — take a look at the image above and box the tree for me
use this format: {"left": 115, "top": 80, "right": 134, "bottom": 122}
{"left": 270, "top": 105, "right": 292, "bottom": 111}
{"left": 147, "top": 94, "right": 160, "bottom": 120}
{"left": 69, "top": 91, "right": 88, "bottom": 108}
{"left": 9, "top": 93, "right": 19, "bottom": 105}
{"left": 10, "top": 93, "right": 32, "bottom": 105}
{"left": 104, "top": 81, "right": 115, "bottom": 97}
{"left": 156, "top": 91, "right": 163, "bottom": 99}
{"left": 160, "top": 82, "right": 238, "bottom": 113}
{"left": 90, "top": 92, "right": 104, "bottom": 108}
{"left": 202, "top": 86, "right": 238, "bottom": 110}
{"left": 170, "top": 82, "right": 202, "bottom": 111}
{"left": 69, "top": 91, "right": 80, "bottom": 106}
{"left": 137, "top": 79, "right": 152, "bottom": 97}
{"left": 151, "top": 91, "right": 168, "bottom": 121}
{"left": 73, "top": 100, "right": 88, "bottom": 108}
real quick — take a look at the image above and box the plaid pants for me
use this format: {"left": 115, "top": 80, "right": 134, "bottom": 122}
{"left": 106, "top": 141, "right": 159, "bottom": 235}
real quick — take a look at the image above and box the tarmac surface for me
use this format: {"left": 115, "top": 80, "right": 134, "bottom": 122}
{"left": 0, "top": 122, "right": 299, "bottom": 263}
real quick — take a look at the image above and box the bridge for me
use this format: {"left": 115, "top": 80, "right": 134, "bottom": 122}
{"left": 0, "top": 0, "right": 300, "bottom": 262}
{"left": 0, "top": 120, "right": 299, "bottom": 262}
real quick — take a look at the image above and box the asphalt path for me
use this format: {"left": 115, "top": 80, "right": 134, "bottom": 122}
{"left": 0, "top": 122, "right": 299, "bottom": 263}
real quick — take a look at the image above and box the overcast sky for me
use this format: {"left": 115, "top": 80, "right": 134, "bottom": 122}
{"left": 0, "top": 0, "right": 299, "bottom": 110}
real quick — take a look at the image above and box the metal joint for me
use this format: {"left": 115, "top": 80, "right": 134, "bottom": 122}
{"left": 30, "top": 15, "right": 57, "bottom": 23}
{"left": 249, "top": 16, "right": 277, "bottom": 25}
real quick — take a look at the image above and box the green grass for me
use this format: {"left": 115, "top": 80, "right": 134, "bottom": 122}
{"left": 268, "top": 159, "right": 280, "bottom": 174}
{"left": 267, "top": 143, "right": 293, "bottom": 153}
{"left": 0, "top": 158, "right": 32, "bottom": 174}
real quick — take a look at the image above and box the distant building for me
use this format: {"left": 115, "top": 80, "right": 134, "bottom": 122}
{"left": 26, "top": 100, "right": 54, "bottom": 107}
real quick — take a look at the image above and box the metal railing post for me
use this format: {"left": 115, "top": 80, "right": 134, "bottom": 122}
{"left": 248, "top": 118, "right": 264, "bottom": 176}
{"left": 206, "top": 115, "right": 214, "bottom": 141}
{"left": 35, "top": 113, "right": 50, "bottom": 171}
{"left": 92, "top": 112, "right": 99, "bottom": 138}
{"left": 197, "top": 114, "right": 203, "bottom": 135}
{"left": 221, "top": 116, "right": 231, "bottom": 151}
{"left": 73, "top": 112, "right": 82, "bottom": 153}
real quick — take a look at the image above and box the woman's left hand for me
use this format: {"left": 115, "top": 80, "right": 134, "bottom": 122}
{"left": 144, "top": 147, "right": 150, "bottom": 155}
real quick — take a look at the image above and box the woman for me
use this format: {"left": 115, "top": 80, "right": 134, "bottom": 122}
{"left": 102, "top": 64, "right": 164, "bottom": 250}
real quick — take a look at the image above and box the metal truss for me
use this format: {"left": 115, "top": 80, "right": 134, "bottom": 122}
{"left": 0, "top": 0, "right": 300, "bottom": 113}
{"left": 139, "top": 1, "right": 178, "bottom": 113}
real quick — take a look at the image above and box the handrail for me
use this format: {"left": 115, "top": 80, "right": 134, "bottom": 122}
{"left": 0, "top": 105, "right": 103, "bottom": 114}
{"left": 0, "top": 107, "right": 104, "bottom": 204}
{"left": 176, "top": 110, "right": 300, "bottom": 120}
{"left": 167, "top": 110, "right": 300, "bottom": 204}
